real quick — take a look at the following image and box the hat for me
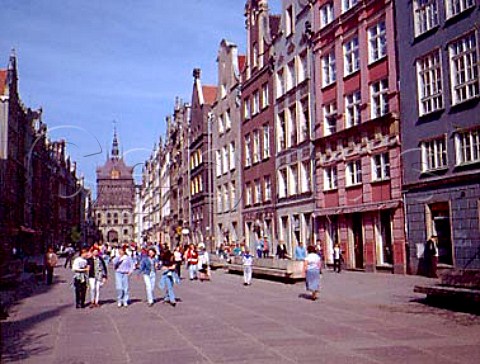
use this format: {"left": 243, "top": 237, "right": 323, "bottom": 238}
{"left": 198, "top": 243, "right": 205, "bottom": 249}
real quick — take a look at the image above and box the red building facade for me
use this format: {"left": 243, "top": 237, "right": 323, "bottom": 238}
{"left": 241, "top": 0, "right": 279, "bottom": 251}
{"left": 313, "top": 0, "right": 406, "bottom": 273}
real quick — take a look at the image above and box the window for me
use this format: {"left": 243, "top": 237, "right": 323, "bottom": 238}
{"left": 324, "top": 102, "right": 337, "bottom": 136}
{"left": 299, "top": 98, "right": 310, "bottom": 142}
{"left": 230, "top": 182, "right": 236, "bottom": 210}
{"left": 263, "top": 125, "right": 270, "bottom": 159}
{"left": 244, "top": 98, "right": 251, "bottom": 120}
{"left": 298, "top": 53, "right": 308, "bottom": 84}
{"left": 253, "top": 43, "right": 258, "bottom": 68}
{"left": 278, "top": 168, "right": 288, "bottom": 198}
{"left": 222, "top": 146, "right": 229, "bottom": 174}
{"left": 344, "top": 36, "right": 360, "bottom": 76}
{"left": 455, "top": 128, "right": 480, "bottom": 165}
{"left": 324, "top": 166, "right": 338, "bottom": 190}
{"left": 261, "top": 83, "right": 269, "bottom": 108}
{"left": 245, "top": 135, "right": 251, "bottom": 167}
{"left": 368, "top": 21, "right": 387, "bottom": 64}
{"left": 370, "top": 79, "right": 389, "bottom": 119}
{"left": 346, "top": 160, "right": 362, "bottom": 186}
{"left": 253, "top": 130, "right": 260, "bottom": 163}
{"left": 320, "top": 2, "right": 334, "bottom": 28}
{"left": 229, "top": 142, "right": 235, "bottom": 171}
{"left": 253, "top": 91, "right": 260, "bottom": 115}
{"left": 225, "top": 109, "right": 231, "bottom": 130}
{"left": 322, "top": 49, "right": 336, "bottom": 86}
{"left": 277, "top": 111, "right": 287, "bottom": 152}
{"left": 372, "top": 153, "right": 390, "bottom": 181}
{"left": 449, "top": 32, "right": 479, "bottom": 105}
{"left": 413, "top": 0, "right": 439, "bottom": 36}
{"left": 342, "top": 0, "right": 359, "bottom": 13}
{"left": 345, "top": 90, "right": 361, "bottom": 128}
{"left": 264, "top": 176, "right": 272, "bottom": 201}
{"left": 421, "top": 137, "right": 447, "bottom": 171}
{"left": 289, "top": 164, "right": 299, "bottom": 196}
{"left": 215, "top": 150, "right": 222, "bottom": 177}
{"left": 276, "top": 69, "right": 285, "bottom": 98}
{"left": 300, "top": 161, "right": 311, "bottom": 193}
{"left": 417, "top": 50, "right": 444, "bottom": 115}
{"left": 223, "top": 184, "right": 229, "bottom": 211}
{"left": 217, "top": 187, "right": 222, "bottom": 213}
{"left": 285, "top": 5, "right": 294, "bottom": 36}
{"left": 254, "top": 179, "right": 261, "bottom": 204}
{"left": 218, "top": 114, "right": 225, "bottom": 134}
{"left": 446, "top": 0, "right": 475, "bottom": 18}
{"left": 287, "top": 60, "right": 296, "bottom": 91}
{"left": 289, "top": 105, "right": 297, "bottom": 147}
{"left": 246, "top": 183, "right": 252, "bottom": 206}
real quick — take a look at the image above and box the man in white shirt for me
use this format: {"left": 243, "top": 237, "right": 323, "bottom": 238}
{"left": 72, "top": 249, "right": 90, "bottom": 309}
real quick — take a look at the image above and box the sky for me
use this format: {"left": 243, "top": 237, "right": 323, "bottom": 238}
{"left": 0, "top": 0, "right": 282, "bottom": 196}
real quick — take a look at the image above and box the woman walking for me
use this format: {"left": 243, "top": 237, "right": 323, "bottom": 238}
{"left": 112, "top": 246, "right": 135, "bottom": 308}
{"left": 87, "top": 245, "right": 108, "bottom": 308}
{"left": 159, "top": 246, "right": 178, "bottom": 307}
{"left": 140, "top": 247, "right": 158, "bottom": 306}
{"left": 198, "top": 244, "right": 210, "bottom": 281}
{"left": 304, "top": 245, "right": 322, "bottom": 301}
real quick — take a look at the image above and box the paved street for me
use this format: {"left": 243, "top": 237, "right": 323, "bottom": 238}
{"left": 2, "top": 263, "right": 480, "bottom": 364}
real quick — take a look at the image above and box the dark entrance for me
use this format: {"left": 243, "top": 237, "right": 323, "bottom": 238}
{"left": 352, "top": 213, "right": 364, "bottom": 269}
{"left": 107, "top": 229, "right": 118, "bottom": 244}
{"left": 430, "top": 202, "right": 453, "bottom": 265}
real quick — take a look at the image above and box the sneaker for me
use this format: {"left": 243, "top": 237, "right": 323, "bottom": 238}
{"left": 148, "top": 302, "right": 154, "bottom": 307}
{"left": 123, "top": 303, "right": 128, "bottom": 307}
{"left": 170, "top": 301, "right": 176, "bottom": 307}
{"left": 117, "top": 302, "right": 122, "bottom": 308}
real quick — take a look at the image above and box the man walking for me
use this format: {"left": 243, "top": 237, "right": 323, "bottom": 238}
{"left": 44, "top": 247, "right": 58, "bottom": 285}
{"left": 72, "top": 249, "right": 89, "bottom": 309}
{"left": 64, "top": 245, "right": 75, "bottom": 269}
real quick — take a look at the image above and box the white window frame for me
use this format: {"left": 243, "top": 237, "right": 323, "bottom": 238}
{"left": 264, "top": 176, "right": 272, "bottom": 201}
{"left": 449, "top": 31, "right": 479, "bottom": 105}
{"left": 230, "top": 182, "right": 236, "bottom": 210}
{"left": 261, "top": 83, "right": 269, "bottom": 109}
{"left": 416, "top": 50, "right": 444, "bottom": 115}
{"left": 455, "top": 128, "right": 480, "bottom": 165}
{"left": 263, "top": 125, "right": 270, "bottom": 159}
{"left": 322, "top": 49, "right": 336, "bottom": 87}
{"left": 421, "top": 137, "right": 448, "bottom": 171}
{"left": 289, "top": 104, "right": 297, "bottom": 147}
{"left": 288, "top": 164, "right": 299, "bottom": 196}
{"left": 287, "top": 60, "right": 296, "bottom": 91}
{"left": 254, "top": 179, "right": 261, "bottom": 204}
{"left": 218, "top": 114, "right": 225, "bottom": 134}
{"left": 298, "top": 53, "right": 308, "bottom": 84}
{"left": 324, "top": 166, "right": 338, "bottom": 190}
{"left": 285, "top": 5, "right": 294, "bottom": 37}
{"left": 368, "top": 20, "right": 387, "bottom": 64}
{"left": 370, "top": 79, "right": 389, "bottom": 119}
{"left": 253, "top": 90, "right": 260, "bottom": 115}
{"left": 300, "top": 160, "right": 312, "bottom": 193}
{"left": 371, "top": 153, "right": 390, "bottom": 181}
{"left": 229, "top": 142, "right": 235, "bottom": 171}
{"left": 245, "top": 135, "right": 251, "bottom": 167}
{"left": 445, "top": 0, "right": 475, "bottom": 19}
{"left": 323, "top": 102, "right": 337, "bottom": 136}
{"left": 215, "top": 150, "right": 222, "bottom": 177}
{"left": 253, "top": 130, "right": 260, "bottom": 163}
{"left": 222, "top": 146, "right": 229, "bottom": 174}
{"left": 276, "top": 69, "right": 285, "bottom": 99}
{"left": 345, "top": 90, "right": 361, "bottom": 128}
{"left": 225, "top": 109, "right": 231, "bottom": 130}
{"left": 344, "top": 36, "right": 360, "bottom": 76}
{"left": 278, "top": 168, "right": 288, "bottom": 198}
{"left": 346, "top": 160, "right": 362, "bottom": 186}
{"left": 244, "top": 98, "right": 251, "bottom": 120}
{"left": 320, "top": 2, "right": 334, "bottom": 28}
{"left": 277, "top": 111, "right": 286, "bottom": 152}
{"left": 246, "top": 183, "right": 252, "bottom": 206}
{"left": 413, "top": 0, "right": 439, "bottom": 37}
{"left": 342, "top": 0, "right": 359, "bottom": 14}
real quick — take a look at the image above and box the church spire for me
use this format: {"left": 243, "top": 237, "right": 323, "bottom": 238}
{"left": 111, "top": 121, "right": 120, "bottom": 159}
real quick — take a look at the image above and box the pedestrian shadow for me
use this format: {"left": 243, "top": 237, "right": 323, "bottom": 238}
{"left": 1, "top": 304, "right": 70, "bottom": 363}
{"left": 298, "top": 293, "right": 314, "bottom": 301}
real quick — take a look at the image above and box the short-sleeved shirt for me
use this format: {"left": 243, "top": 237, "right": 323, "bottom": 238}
{"left": 305, "top": 253, "right": 321, "bottom": 271}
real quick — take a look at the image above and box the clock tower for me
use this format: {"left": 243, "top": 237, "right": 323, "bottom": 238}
{"left": 93, "top": 127, "right": 135, "bottom": 245}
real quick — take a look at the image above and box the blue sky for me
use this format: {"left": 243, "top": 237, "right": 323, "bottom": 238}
{"left": 0, "top": 0, "right": 281, "bottom": 194}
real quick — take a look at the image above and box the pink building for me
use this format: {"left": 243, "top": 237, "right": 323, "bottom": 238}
{"left": 313, "top": 0, "right": 406, "bottom": 273}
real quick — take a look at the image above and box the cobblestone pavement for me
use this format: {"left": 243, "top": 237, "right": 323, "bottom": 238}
{"left": 2, "top": 263, "right": 480, "bottom": 363}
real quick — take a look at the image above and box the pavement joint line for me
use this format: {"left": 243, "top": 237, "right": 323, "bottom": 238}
{"left": 106, "top": 308, "right": 133, "bottom": 364}
{"left": 150, "top": 306, "right": 216, "bottom": 363}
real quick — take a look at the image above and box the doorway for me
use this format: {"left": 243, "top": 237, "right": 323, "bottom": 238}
{"left": 351, "top": 213, "right": 364, "bottom": 269}
{"left": 428, "top": 202, "right": 453, "bottom": 265}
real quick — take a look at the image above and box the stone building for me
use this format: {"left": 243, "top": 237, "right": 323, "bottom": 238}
{"left": 94, "top": 129, "right": 135, "bottom": 244}
{"left": 396, "top": 0, "right": 480, "bottom": 272}
{"left": 0, "top": 52, "right": 86, "bottom": 265}
{"left": 313, "top": 0, "right": 406, "bottom": 273}
{"left": 211, "top": 40, "right": 245, "bottom": 247}
{"left": 273, "top": 0, "right": 315, "bottom": 258}
{"left": 242, "top": 0, "right": 280, "bottom": 253}
{"left": 189, "top": 69, "right": 217, "bottom": 251}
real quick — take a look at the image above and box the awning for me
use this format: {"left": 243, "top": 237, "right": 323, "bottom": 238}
{"left": 315, "top": 200, "right": 401, "bottom": 217}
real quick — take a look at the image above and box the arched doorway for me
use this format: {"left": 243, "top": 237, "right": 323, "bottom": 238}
{"left": 107, "top": 229, "right": 119, "bottom": 244}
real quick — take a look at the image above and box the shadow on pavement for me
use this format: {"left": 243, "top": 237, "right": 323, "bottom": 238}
{"left": 411, "top": 297, "right": 480, "bottom": 316}
{"left": 1, "top": 304, "right": 71, "bottom": 363}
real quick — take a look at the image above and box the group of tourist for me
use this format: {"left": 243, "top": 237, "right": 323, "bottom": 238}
{"left": 69, "top": 242, "right": 213, "bottom": 309}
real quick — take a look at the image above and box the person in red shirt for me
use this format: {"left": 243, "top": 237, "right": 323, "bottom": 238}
{"left": 185, "top": 244, "right": 199, "bottom": 280}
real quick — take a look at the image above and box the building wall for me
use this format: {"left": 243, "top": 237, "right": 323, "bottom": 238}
{"left": 396, "top": 0, "right": 480, "bottom": 271}
{"left": 313, "top": 0, "right": 406, "bottom": 273}
{"left": 212, "top": 40, "right": 244, "bottom": 247}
